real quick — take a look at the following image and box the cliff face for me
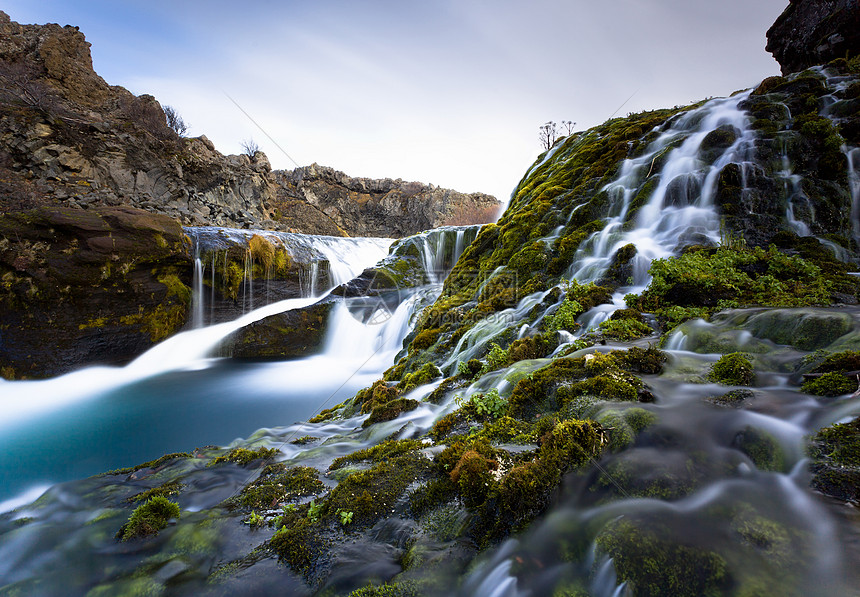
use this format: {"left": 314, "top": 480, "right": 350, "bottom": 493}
{"left": 0, "top": 205, "right": 192, "bottom": 379}
{"left": 273, "top": 164, "right": 501, "bottom": 238}
{"left": 0, "top": 11, "right": 280, "bottom": 229}
{"left": 766, "top": 0, "right": 860, "bottom": 75}
{"left": 0, "top": 12, "right": 499, "bottom": 237}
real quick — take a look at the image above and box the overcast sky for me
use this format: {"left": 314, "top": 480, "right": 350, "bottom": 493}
{"left": 6, "top": 0, "right": 788, "bottom": 202}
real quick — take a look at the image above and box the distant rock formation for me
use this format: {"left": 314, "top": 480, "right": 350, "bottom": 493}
{"left": 272, "top": 164, "right": 500, "bottom": 238}
{"left": 0, "top": 11, "right": 499, "bottom": 238}
{"left": 766, "top": 0, "right": 860, "bottom": 74}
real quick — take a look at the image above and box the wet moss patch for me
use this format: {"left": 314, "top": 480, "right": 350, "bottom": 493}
{"left": 117, "top": 496, "right": 180, "bottom": 541}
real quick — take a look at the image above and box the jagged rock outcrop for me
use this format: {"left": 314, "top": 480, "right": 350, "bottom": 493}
{"left": 0, "top": 11, "right": 281, "bottom": 228}
{"left": 0, "top": 205, "right": 192, "bottom": 379}
{"left": 273, "top": 164, "right": 501, "bottom": 238}
{"left": 0, "top": 12, "right": 499, "bottom": 238}
{"left": 766, "top": 0, "right": 860, "bottom": 75}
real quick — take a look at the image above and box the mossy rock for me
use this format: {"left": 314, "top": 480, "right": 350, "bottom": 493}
{"left": 801, "top": 372, "right": 857, "bottom": 396}
{"left": 596, "top": 518, "right": 730, "bottom": 597}
{"left": 707, "top": 353, "right": 755, "bottom": 386}
{"left": 0, "top": 205, "right": 192, "bottom": 378}
{"left": 117, "top": 496, "right": 180, "bottom": 541}
{"left": 223, "top": 300, "right": 334, "bottom": 360}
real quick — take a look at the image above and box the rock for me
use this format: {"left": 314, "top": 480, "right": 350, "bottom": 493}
{"left": 0, "top": 205, "right": 192, "bottom": 379}
{"left": 272, "top": 164, "right": 501, "bottom": 238}
{"left": 0, "top": 12, "right": 498, "bottom": 238}
{"left": 766, "top": 0, "right": 860, "bottom": 75}
{"left": 221, "top": 300, "right": 334, "bottom": 360}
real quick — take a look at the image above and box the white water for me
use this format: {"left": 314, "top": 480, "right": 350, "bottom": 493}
{"left": 186, "top": 227, "right": 394, "bottom": 327}
{"left": 569, "top": 93, "right": 756, "bottom": 289}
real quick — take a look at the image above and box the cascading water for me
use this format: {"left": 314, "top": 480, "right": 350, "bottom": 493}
{"left": 3, "top": 74, "right": 860, "bottom": 596}
{"left": 185, "top": 227, "right": 394, "bottom": 327}
{"left": 0, "top": 232, "right": 395, "bottom": 504}
{"left": 569, "top": 92, "right": 756, "bottom": 289}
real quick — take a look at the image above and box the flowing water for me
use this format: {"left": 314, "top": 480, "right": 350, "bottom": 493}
{"left": 2, "top": 87, "right": 860, "bottom": 595}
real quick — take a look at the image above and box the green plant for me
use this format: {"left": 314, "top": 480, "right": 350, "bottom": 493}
{"left": 457, "top": 360, "right": 471, "bottom": 377}
{"left": 307, "top": 500, "right": 323, "bottom": 522}
{"left": 338, "top": 509, "right": 354, "bottom": 525}
{"left": 456, "top": 388, "right": 508, "bottom": 419}
{"left": 245, "top": 510, "right": 264, "bottom": 528}
{"left": 544, "top": 298, "right": 584, "bottom": 333}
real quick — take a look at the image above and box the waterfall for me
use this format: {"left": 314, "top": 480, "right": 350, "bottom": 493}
{"left": 409, "top": 225, "right": 479, "bottom": 283}
{"left": 847, "top": 147, "right": 860, "bottom": 247}
{"left": 183, "top": 227, "right": 393, "bottom": 325}
{"left": 568, "top": 93, "right": 756, "bottom": 289}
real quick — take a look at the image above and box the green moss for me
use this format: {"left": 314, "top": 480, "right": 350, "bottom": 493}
{"left": 450, "top": 449, "right": 498, "bottom": 508}
{"left": 620, "top": 345, "right": 668, "bottom": 374}
{"left": 363, "top": 398, "right": 420, "bottom": 427}
{"left": 810, "top": 418, "right": 860, "bottom": 467}
{"left": 126, "top": 480, "right": 183, "bottom": 504}
{"left": 308, "top": 400, "right": 347, "bottom": 423}
{"left": 325, "top": 452, "right": 432, "bottom": 528}
{"left": 634, "top": 245, "right": 834, "bottom": 330}
{"left": 411, "top": 327, "right": 441, "bottom": 351}
{"left": 562, "top": 374, "right": 638, "bottom": 402}
{"left": 101, "top": 452, "right": 192, "bottom": 476}
{"left": 408, "top": 477, "right": 459, "bottom": 518}
{"left": 481, "top": 415, "right": 534, "bottom": 443}
{"left": 506, "top": 332, "right": 559, "bottom": 363}
{"left": 118, "top": 496, "right": 181, "bottom": 541}
{"left": 330, "top": 439, "right": 422, "bottom": 470}
{"left": 157, "top": 273, "right": 191, "bottom": 305}
{"left": 398, "top": 362, "right": 442, "bottom": 392}
{"left": 507, "top": 358, "right": 587, "bottom": 418}
{"left": 428, "top": 412, "right": 459, "bottom": 442}
{"left": 269, "top": 516, "right": 327, "bottom": 576}
{"left": 707, "top": 353, "right": 755, "bottom": 386}
{"left": 598, "top": 317, "right": 653, "bottom": 340}
{"left": 347, "top": 581, "right": 422, "bottom": 597}
{"left": 358, "top": 379, "right": 401, "bottom": 413}
{"left": 228, "top": 465, "right": 324, "bottom": 510}
{"left": 210, "top": 446, "right": 279, "bottom": 467}
{"left": 596, "top": 518, "right": 730, "bottom": 597}
{"left": 801, "top": 372, "right": 856, "bottom": 396}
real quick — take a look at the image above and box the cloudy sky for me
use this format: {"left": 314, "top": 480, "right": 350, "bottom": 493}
{"left": 6, "top": 0, "right": 788, "bottom": 202}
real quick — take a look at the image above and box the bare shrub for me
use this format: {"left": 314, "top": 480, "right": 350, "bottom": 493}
{"left": 0, "top": 61, "right": 58, "bottom": 114}
{"left": 163, "top": 105, "right": 188, "bottom": 136}
{"left": 118, "top": 94, "right": 174, "bottom": 141}
{"left": 539, "top": 121, "right": 558, "bottom": 150}
{"left": 240, "top": 138, "right": 260, "bottom": 156}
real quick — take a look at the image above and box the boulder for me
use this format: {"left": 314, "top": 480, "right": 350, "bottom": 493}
{"left": 222, "top": 300, "right": 334, "bottom": 360}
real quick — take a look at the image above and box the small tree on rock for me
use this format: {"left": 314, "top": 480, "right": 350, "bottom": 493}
{"left": 163, "top": 105, "right": 189, "bottom": 136}
{"left": 539, "top": 121, "right": 558, "bottom": 151}
{"left": 241, "top": 138, "right": 260, "bottom": 156}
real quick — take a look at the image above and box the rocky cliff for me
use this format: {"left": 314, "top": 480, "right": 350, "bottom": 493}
{"left": 0, "top": 11, "right": 499, "bottom": 238}
{"left": 767, "top": 0, "right": 860, "bottom": 74}
{"left": 272, "top": 164, "right": 500, "bottom": 238}
{"left": 0, "top": 11, "right": 281, "bottom": 229}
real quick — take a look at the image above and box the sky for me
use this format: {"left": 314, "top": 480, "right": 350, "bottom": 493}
{"left": 5, "top": 0, "right": 789, "bottom": 202}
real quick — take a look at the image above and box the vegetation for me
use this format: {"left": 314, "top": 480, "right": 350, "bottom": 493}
{"left": 117, "top": 496, "right": 180, "bottom": 541}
